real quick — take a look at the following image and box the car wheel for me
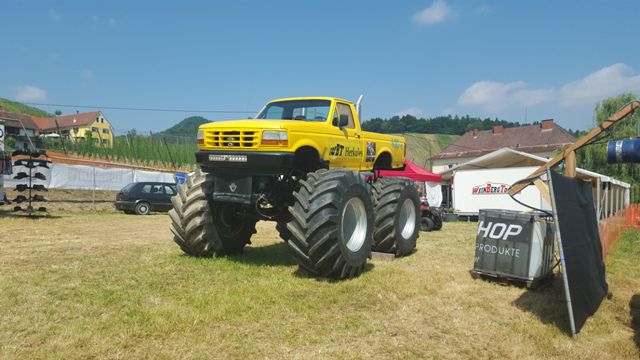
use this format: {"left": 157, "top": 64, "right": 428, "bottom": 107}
{"left": 135, "top": 202, "right": 151, "bottom": 215}
{"left": 420, "top": 217, "right": 434, "bottom": 232}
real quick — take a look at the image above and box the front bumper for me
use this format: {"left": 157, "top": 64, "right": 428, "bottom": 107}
{"left": 114, "top": 200, "right": 136, "bottom": 211}
{"left": 196, "top": 151, "right": 294, "bottom": 175}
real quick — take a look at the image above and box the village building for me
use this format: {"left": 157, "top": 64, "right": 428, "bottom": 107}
{"left": 0, "top": 107, "right": 114, "bottom": 148}
{"left": 33, "top": 111, "right": 114, "bottom": 146}
{"left": 0, "top": 110, "right": 40, "bottom": 150}
{"left": 431, "top": 119, "right": 576, "bottom": 174}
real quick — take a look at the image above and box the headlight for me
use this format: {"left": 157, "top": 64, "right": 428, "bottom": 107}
{"left": 197, "top": 129, "right": 204, "bottom": 145}
{"left": 261, "top": 130, "right": 288, "bottom": 146}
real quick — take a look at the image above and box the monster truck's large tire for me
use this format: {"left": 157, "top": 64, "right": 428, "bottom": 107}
{"left": 372, "top": 177, "right": 420, "bottom": 256}
{"left": 168, "top": 169, "right": 257, "bottom": 257}
{"left": 287, "top": 169, "right": 375, "bottom": 279}
{"left": 276, "top": 221, "right": 291, "bottom": 242}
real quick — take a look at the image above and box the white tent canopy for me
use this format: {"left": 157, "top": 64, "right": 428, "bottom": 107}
{"left": 437, "top": 148, "right": 630, "bottom": 220}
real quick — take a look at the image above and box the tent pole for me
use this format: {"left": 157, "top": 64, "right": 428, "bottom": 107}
{"left": 596, "top": 178, "right": 601, "bottom": 222}
{"left": 547, "top": 168, "right": 577, "bottom": 338}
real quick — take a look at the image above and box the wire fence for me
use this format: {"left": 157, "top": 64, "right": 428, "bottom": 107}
{"left": 600, "top": 203, "right": 640, "bottom": 260}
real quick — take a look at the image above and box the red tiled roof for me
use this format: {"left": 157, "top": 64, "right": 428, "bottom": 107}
{"left": 0, "top": 112, "right": 39, "bottom": 130}
{"left": 1, "top": 111, "right": 106, "bottom": 131}
{"left": 44, "top": 111, "right": 102, "bottom": 130}
{"left": 30, "top": 111, "right": 103, "bottom": 130}
{"left": 433, "top": 120, "right": 576, "bottom": 159}
{"left": 31, "top": 117, "right": 57, "bottom": 130}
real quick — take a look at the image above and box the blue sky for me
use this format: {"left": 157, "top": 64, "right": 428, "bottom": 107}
{"left": 2, "top": 0, "right": 640, "bottom": 133}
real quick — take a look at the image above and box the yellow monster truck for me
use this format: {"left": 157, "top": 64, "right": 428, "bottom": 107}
{"left": 169, "top": 96, "right": 421, "bottom": 279}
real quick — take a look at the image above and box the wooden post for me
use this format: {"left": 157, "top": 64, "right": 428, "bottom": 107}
{"left": 563, "top": 151, "right": 576, "bottom": 177}
{"left": 533, "top": 178, "right": 552, "bottom": 205}
{"left": 508, "top": 101, "right": 639, "bottom": 196}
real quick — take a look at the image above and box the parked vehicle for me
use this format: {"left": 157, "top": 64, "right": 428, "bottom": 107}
{"left": 378, "top": 160, "right": 444, "bottom": 232}
{"left": 169, "top": 96, "right": 421, "bottom": 279}
{"left": 419, "top": 197, "right": 443, "bottom": 231}
{"left": 115, "top": 182, "right": 177, "bottom": 215}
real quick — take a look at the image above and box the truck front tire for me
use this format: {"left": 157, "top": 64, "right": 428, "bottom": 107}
{"left": 372, "top": 177, "right": 420, "bottom": 256}
{"left": 169, "top": 169, "right": 256, "bottom": 257}
{"left": 287, "top": 169, "right": 374, "bottom": 279}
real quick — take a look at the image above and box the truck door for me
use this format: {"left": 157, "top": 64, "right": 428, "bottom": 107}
{"left": 330, "top": 102, "right": 364, "bottom": 169}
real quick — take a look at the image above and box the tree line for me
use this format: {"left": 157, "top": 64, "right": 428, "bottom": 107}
{"left": 576, "top": 93, "right": 640, "bottom": 203}
{"left": 362, "top": 114, "right": 522, "bottom": 135}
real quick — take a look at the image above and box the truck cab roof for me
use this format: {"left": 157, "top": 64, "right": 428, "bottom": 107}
{"left": 267, "top": 96, "right": 353, "bottom": 105}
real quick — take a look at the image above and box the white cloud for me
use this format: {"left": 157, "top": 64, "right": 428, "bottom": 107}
{"left": 394, "top": 107, "right": 425, "bottom": 117}
{"left": 457, "top": 81, "right": 554, "bottom": 112}
{"left": 412, "top": 0, "right": 452, "bottom": 25}
{"left": 48, "top": 9, "right": 61, "bottom": 22}
{"left": 14, "top": 85, "right": 48, "bottom": 102}
{"left": 560, "top": 63, "right": 640, "bottom": 106}
{"left": 457, "top": 63, "right": 640, "bottom": 114}
{"left": 80, "top": 69, "right": 94, "bottom": 81}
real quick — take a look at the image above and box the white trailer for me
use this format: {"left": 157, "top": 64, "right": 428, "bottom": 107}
{"left": 452, "top": 167, "right": 551, "bottom": 216}
{"left": 439, "top": 148, "right": 631, "bottom": 219}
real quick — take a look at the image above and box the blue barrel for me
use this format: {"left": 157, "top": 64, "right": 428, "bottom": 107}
{"left": 607, "top": 139, "right": 640, "bottom": 163}
{"left": 174, "top": 172, "right": 188, "bottom": 184}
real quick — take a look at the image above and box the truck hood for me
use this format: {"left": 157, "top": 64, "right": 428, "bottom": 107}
{"left": 200, "top": 119, "right": 326, "bottom": 131}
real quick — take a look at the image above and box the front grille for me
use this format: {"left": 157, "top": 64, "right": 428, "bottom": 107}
{"left": 205, "top": 130, "right": 259, "bottom": 148}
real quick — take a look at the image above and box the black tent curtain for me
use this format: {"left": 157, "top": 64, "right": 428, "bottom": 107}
{"left": 549, "top": 170, "right": 608, "bottom": 335}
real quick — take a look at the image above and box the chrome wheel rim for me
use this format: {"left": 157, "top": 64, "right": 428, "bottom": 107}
{"left": 341, "top": 197, "right": 368, "bottom": 252}
{"left": 399, "top": 198, "right": 417, "bottom": 239}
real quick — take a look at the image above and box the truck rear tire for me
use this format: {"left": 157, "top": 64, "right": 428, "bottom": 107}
{"left": 169, "top": 169, "right": 256, "bottom": 257}
{"left": 287, "top": 169, "right": 374, "bottom": 279}
{"left": 372, "top": 177, "right": 420, "bottom": 256}
{"left": 276, "top": 221, "right": 291, "bottom": 242}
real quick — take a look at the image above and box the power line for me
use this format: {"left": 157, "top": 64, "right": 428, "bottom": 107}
{"left": 22, "top": 102, "right": 256, "bottom": 114}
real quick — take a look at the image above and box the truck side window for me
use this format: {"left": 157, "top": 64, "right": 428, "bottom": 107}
{"left": 333, "top": 103, "right": 355, "bottom": 129}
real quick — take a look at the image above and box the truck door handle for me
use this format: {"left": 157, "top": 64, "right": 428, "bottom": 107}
{"left": 354, "top": 134, "right": 361, "bottom": 138}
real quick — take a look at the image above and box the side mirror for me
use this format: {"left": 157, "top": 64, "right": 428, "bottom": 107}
{"left": 339, "top": 114, "right": 349, "bottom": 129}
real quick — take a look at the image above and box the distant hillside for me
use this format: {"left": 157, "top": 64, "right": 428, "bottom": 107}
{"left": 402, "top": 133, "right": 459, "bottom": 170}
{"left": 0, "top": 98, "right": 51, "bottom": 117}
{"left": 159, "top": 116, "right": 210, "bottom": 138}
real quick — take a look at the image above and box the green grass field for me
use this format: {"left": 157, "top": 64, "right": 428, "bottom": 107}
{"left": 0, "top": 211, "right": 638, "bottom": 359}
{"left": 402, "top": 133, "right": 459, "bottom": 170}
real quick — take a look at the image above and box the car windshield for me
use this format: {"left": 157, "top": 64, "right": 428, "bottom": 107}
{"left": 256, "top": 100, "right": 330, "bottom": 121}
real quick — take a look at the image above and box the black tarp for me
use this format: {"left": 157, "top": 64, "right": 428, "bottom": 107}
{"left": 550, "top": 171, "right": 608, "bottom": 334}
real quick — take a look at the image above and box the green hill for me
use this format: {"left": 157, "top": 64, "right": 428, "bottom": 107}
{"left": 159, "top": 116, "right": 210, "bottom": 138}
{"left": 402, "top": 133, "right": 459, "bottom": 171}
{"left": 0, "top": 98, "right": 51, "bottom": 117}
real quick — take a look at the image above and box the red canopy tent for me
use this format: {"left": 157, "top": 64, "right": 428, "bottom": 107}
{"left": 379, "top": 160, "right": 442, "bottom": 183}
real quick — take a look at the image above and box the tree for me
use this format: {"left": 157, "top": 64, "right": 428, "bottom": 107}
{"left": 54, "top": 110, "right": 62, "bottom": 116}
{"left": 576, "top": 93, "right": 640, "bottom": 203}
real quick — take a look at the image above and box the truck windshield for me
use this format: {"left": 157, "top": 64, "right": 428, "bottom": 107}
{"left": 256, "top": 100, "right": 331, "bottom": 121}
